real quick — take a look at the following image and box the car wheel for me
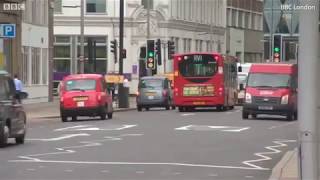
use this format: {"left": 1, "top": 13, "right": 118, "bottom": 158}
{"left": 252, "top": 114, "right": 257, "bottom": 119}
{"left": 107, "top": 113, "right": 113, "bottom": 119}
{"left": 15, "top": 121, "right": 26, "bottom": 144}
{"left": 137, "top": 106, "right": 142, "bottom": 112}
{"left": 229, "top": 106, "right": 234, "bottom": 110}
{"left": 165, "top": 105, "right": 170, "bottom": 110}
{"left": 61, "top": 115, "right": 68, "bottom": 122}
{"left": 100, "top": 113, "right": 106, "bottom": 120}
{"left": 242, "top": 111, "right": 249, "bottom": 119}
{"left": 171, "top": 106, "right": 176, "bottom": 110}
{"left": 0, "top": 122, "right": 9, "bottom": 147}
{"left": 145, "top": 107, "right": 150, "bottom": 111}
{"left": 178, "top": 107, "right": 185, "bottom": 112}
{"left": 72, "top": 116, "right": 77, "bottom": 121}
{"left": 294, "top": 111, "right": 298, "bottom": 120}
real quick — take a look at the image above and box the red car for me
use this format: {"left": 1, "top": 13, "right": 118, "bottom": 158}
{"left": 60, "top": 74, "right": 113, "bottom": 122}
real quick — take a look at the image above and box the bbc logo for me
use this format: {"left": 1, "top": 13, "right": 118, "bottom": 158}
{"left": 3, "top": 3, "right": 25, "bottom": 11}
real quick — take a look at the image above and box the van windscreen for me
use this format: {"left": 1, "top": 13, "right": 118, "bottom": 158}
{"left": 139, "top": 79, "right": 163, "bottom": 88}
{"left": 247, "top": 73, "right": 291, "bottom": 88}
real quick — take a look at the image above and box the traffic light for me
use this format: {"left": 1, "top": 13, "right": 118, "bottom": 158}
{"left": 110, "top": 39, "right": 118, "bottom": 63}
{"left": 168, "top": 40, "right": 175, "bottom": 59}
{"left": 155, "top": 39, "right": 162, "bottom": 65}
{"left": 146, "top": 40, "right": 155, "bottom": 69}
{"left": 273, "top": 35, "right": 281, "bottom": 62}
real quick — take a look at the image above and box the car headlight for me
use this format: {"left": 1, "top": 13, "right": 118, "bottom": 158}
{"left": 245, "top": 93, "right": 252, "bottom": 103}
{"left": 281, "top": 95, "right": 289, "bottom": 104}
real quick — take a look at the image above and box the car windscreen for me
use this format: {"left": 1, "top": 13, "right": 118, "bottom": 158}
{"left": 65, "top": 79, "right": 96, "bottom": 91}
{"left": 178, "top": 54, "right": 217, "bottom": 77}
{"left": 139, "top": 79, "right": 163, "bottom": 89}
{"left": 247, "top": 73, "right": 291, "bottom": 88}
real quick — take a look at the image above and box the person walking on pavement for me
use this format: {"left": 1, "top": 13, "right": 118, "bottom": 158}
{"left": 14, "top": 74, "right": 23, "bottom": 103}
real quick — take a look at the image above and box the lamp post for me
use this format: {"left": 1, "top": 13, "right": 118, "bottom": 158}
{"left": 79, "top": 0, "right": 84, "bottom": 74}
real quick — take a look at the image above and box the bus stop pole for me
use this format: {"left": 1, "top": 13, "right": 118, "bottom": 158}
{"left": 298, "top": 0, "right": 319, "bottom": 179}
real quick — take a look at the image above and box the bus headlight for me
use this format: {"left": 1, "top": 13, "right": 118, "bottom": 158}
{"left": 245, "top": 93, "right": 252, "bottom": 104}
{"left": 281, "top": 95, "right": 289, "bottom": 105}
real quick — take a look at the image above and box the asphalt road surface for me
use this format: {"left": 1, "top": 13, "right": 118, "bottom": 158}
{"left": 0, "top": 107, "right": 298, "bottom": 180}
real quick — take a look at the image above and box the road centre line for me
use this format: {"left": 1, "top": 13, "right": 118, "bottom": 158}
{"left": 54, "top": 125, "right": 92, "bottom": 132}
{"left": 27, "top": 133, "right": 90, "bottom": 141}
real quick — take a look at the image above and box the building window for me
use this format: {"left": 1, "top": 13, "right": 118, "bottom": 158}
{"left": 42, "top": 48, "right": 48, "bottom": 84}
{"left": 54, "top": 0, "right": 62, "bottom": 13}
{"left": 21, "top": 47, "right": 29, "bottom": 85}
{"left": 54, "top": 36, "right": 71, "bottom": 73}
{"left": 199, "top": 40, "right": 203, "bottom": 52}
{"left": 232, "top": 9, "right": 237, "bottom": 27}
{"left": 245, "top": 12, "right": 250, "bottom": 29}
{"left": 238, "top": 11, "right": 243, "bottom": 28}
{"left": 183, "top": 38, "right": 187, "bottom": 52}
{"left": 86, "top": 0, "right": 106, "bottom": 13}
{"left": 252, "top": 13, "right": 256, "bottom": 30}
{"left": 141, "top": 0, "right": 153, "bottom": 9}
{"left": 206, "top": 41, "right": 210, "bottom": 51}
{"left": 187, "top": 39, "right": 192, "bottom": 52}
{"left": 31, "top": 48, "right": 41, "bottom": 85}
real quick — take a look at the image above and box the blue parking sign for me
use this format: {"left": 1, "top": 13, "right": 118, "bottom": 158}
{"left": 0, "top": 24, "right": 16, "bottom": 38}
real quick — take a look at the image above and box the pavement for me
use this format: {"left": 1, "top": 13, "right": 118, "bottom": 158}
{"left": 0, "top": 106, "right": 299, "bottom": 180}
{"left": 269, "top": 149, "right": 298, "bottom": 180}
{"left": 24, "top": 96, "right": 137, "bottom": 120}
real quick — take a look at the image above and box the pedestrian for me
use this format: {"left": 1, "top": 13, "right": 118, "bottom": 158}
{"left": 13, "top": 74, "right": 23, "bottom": 103}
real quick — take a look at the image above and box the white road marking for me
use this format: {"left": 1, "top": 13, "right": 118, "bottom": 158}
{"left": 101, "top": 170, "right": 109, "bottom": 173}
{"left": 26, "top": 168, "right": 36, "bottom": 171}
{"left": 9, "top": 160, "right": 269, "bottom": 170}
{"left": 245, "top": 176, "right": 254, "bottom": 178}
{"left": 173, "top": 172, "right": 182, "bottom": 175}
{"left": 242, "top": 139, "right": 297, "bottom": 169}
{"left": 175, "top": 125, "right": 250, "bottom": 132}
{"left": 56, "top": 124, "right": 137, "bottom": 131}
{"left": 136, "top": 171, "right": 145, "bottom": 174}
{"left": 268, "top": 122, "right": 297, "bottom": 130}
{"left": 175, "top": 125, "right": 193, "bottom": 130}
{"left": 208, "top": 173, "right": 218, "bottom": 177}
{"left": 54, "top": 125, "right": 92, "bottom": 132}
{"left": 181, "top": 113, "right": 195, "bottom": 116}
{"left": 27, "top": 133, "right": 90, "bottom": 142}
{"left": 64, "top": 169, "right": 73, "bottom": 172}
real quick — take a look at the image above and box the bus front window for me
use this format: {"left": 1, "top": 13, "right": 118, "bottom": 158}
{"left": 178, "top": 54, "right": 217, "bottom": 78}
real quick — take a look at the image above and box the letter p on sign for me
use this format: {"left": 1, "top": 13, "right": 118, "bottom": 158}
{"left": 0, "top": 24, "right": 16, "bottom": 38}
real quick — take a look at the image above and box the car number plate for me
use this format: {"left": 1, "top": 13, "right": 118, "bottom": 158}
{"left": 77, "top": 101, "right": 85, "bottom": 107}
{"left": 148, "top": 96, "right": 154, "bottom": 100}
{"left": 258, "top": 106, "right": 273, "bottom": 110}
{"left": 193, "top": 101, "right": 205, "bottom": 105}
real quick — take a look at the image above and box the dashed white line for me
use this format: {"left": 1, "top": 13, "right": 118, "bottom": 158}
{"left": 135, "top": 171, "right": 145, "bottom": 174}
{"left": 26, "top": 168, "right": 36, "bottom": 171}
{"left": 268, "top": 122, "right": 297, "bottom": 130}
{"left": 101, "top": 170, "right": 110, "bottom": 173}
{"left": 64, "top": 169, "right": 73, "bottom": 172}
{"left": 245, "top": 175, "right": 254, "bottom": 178}
{"left": 208, "top": 173, "right": 218, "bottom": 177}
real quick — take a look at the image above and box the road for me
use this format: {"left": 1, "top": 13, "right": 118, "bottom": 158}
{"left": 0, "top": 107, "right": 298, "bottom": 180}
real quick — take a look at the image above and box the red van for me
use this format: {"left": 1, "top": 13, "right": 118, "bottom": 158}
{"left": 60, "top": 74, "right": 113, "bottom": 122}
{"left": 242, "top": 63, "right": 297, "bottom": 120}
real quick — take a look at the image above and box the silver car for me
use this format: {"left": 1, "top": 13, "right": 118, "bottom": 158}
{"left": 136, "top": 76, "right": 175, "bottom": 111}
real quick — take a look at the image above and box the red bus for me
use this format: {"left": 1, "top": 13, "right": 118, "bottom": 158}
{"left": 173, "top": 52, "right": 238, "bottom": 112}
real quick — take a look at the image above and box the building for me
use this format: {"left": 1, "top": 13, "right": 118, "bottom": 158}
{"left": 0, "top": 0, "right": 24, "bottom": 74}
{"left": 53, "top": 0, "right": 226, "bottom": 94}
{"left": 20, "top": 0, "right": 50, "bottom": 103}
{"left": 226, "top": 0, "right": 264, "bottom": 63}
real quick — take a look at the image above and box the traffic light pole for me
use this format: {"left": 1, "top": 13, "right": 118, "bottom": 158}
{"left": 117, "top": 0, "right": 129, "bottom": 108}
{"left": 298, "top": 0, "right": 319, "bottom": 179}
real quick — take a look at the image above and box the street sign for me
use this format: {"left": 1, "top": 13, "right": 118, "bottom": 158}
{"left": 105, "top": 75, "right": 124, "bottom": 83}
{"left": 0, "top": 24, "right": 16, "bottom": 38}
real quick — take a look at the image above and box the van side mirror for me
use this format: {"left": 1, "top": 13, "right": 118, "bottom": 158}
{"left": 238, "top": 66, "right": 242, "bottom": 72}
{"left": 239, "top": 84, "right": 245, "bottom": 91}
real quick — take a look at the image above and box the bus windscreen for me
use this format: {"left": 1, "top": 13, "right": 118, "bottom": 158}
{"left": 178, "top": 54, "right": 217, "bottom": 77}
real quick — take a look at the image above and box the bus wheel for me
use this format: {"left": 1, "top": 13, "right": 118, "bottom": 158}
{"left": 242, "top": 111, "right": 249, "bottom": 119}
{"left": 217, "top": 106, "right": 226, "bottom": 111}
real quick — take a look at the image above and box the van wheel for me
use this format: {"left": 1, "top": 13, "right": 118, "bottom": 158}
{"left": 242, "top": 111, "right": 249, "bottom": 119}
{"left": 0, "top": 123, "right": 9, "bottom": 147}
{"left": 286, "top": 113, "right": 294, "bottom": 121}
{"left": 107, "top": 113, "right": 113, "bottom": 119}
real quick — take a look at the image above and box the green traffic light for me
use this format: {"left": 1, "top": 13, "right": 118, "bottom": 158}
{"left": 274, "top": 47, "right": 280, "bottom": 52}
{"left": 148, "top": 52, "right": 154, "bottom": 57}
